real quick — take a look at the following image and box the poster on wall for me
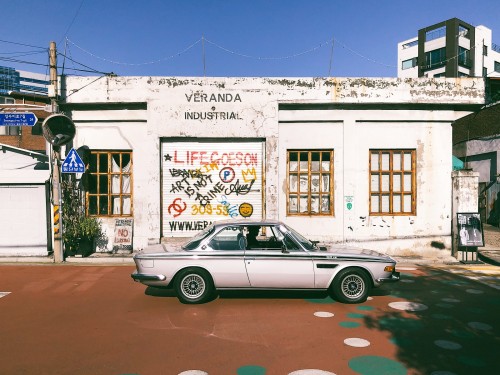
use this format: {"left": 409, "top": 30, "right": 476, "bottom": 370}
{"left": 162, "top": 141, "right": 264, "bottom": 237}
{"left": 457, "top": 213, "right": 484, "bottom": 247}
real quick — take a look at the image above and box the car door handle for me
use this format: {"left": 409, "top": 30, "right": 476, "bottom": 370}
{"left": 246, "top": 257, "right": 255, "bottom": 261}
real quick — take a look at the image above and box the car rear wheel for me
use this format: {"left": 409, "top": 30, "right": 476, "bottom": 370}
{"left": 331, "top": 268, "right": 370, "bottom": 304}
{"left": 175, "top": 268, "right": 214, "bottom": 304}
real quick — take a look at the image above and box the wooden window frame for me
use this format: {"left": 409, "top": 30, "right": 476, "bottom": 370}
{"left": 286, "top": 150, "right": 334, "bottom": 216}
{"left": 86, "top": 150, "right": 133, "bottom": 217}
{"left": 369, "top": 149, "right": 416, "bottom": 216}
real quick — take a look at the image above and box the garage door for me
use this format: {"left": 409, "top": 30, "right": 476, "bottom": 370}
{"left": 0, "top": 184, "right": 48, "bottom": 256}
{"left": 162, "top": 140, "right": 264, "bottom": 237}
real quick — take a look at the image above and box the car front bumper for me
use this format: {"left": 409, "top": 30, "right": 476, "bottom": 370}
{"left": 376, "top": 271, "right": 401, "bottom": 283}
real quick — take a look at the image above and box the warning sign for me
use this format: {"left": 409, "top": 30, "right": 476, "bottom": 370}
{"left": 62, "top": 148, "right": 85, "bottom": 173}
{"left": 114, "top": 218, "right": 133, "bottom": 247}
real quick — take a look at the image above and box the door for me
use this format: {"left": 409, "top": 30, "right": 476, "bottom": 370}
{"left": 243, "top": 225, "right": 314, "bottom": 288}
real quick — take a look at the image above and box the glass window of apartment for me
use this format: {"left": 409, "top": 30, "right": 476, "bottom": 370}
{"left": 402, "top": 58, "right": 417, "bottom": 70}
{"left": 0, "top": 96, "right": 19, "bottom": 135}
{"left": 287, "top": 150, "right": 334, "bottom": 216}
{"left": 458, "top": 25, "right": 470, "bottom": 38}
{"left": 87, "top": 150, "right": 133, "bottom": 217}
{"left": 495, "top": 61, "right": 500, "bottom": 73}
{"left": 370, "top": 150, "right": 416, "bottom": 215}
{"left": 425, "top": 26, "right": 446, "bottom": 42}
{"left": 425, "top": 48, "right": 446, "bottom": 69}
{"left": 458, "top": 47, "right": 471, "bottom": 67}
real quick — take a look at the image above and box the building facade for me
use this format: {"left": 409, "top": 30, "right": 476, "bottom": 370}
{"left": 56, "top": 76, "right": 484, "bottom": 259}
{"left": 398, "top": 18, "right": 500, "bottom": 79}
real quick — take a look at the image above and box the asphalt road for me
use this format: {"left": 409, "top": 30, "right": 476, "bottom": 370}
{"left": 0, "top": 264, "right": 498, "bottom": 375}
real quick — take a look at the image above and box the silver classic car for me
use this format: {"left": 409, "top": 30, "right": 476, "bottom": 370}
{"left": 131, "top": 220, "right": 400, "bottom": 304}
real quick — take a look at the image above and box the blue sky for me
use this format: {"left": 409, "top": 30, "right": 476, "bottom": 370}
{"left": 1, "top": 0, "right": 499, "bottom": 78}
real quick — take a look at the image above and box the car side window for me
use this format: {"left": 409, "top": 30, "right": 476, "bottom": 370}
{"left": 208, "top": 227, "right": 245, "bottom": 250}
{"left": 245, "top": 225, "right": 285, "bottom": 251}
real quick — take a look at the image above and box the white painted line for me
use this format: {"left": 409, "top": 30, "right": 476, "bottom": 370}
{"left": 0, "top": 292, "right": 11, "bottom": 298}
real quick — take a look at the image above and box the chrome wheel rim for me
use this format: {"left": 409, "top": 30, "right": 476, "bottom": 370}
{"left": 341, "top": 274, "right": 364, "bottom": 299}
{"left": 181, "top": 274, "right": 205, "bottom": 299}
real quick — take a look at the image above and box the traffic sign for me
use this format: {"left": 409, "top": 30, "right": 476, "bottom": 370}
{"left": 0, "top": 113, "right": 38, "bottom": 126}
{"left": 62, "top": 148, "right": 85, "bottom": 173}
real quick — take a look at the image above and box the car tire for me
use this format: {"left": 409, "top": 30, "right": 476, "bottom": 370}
{"left": 175, "top": 268, "right": 214, "bottom": 304}
{"left": 331, "top": 268, "right": 371, "bottom": 304}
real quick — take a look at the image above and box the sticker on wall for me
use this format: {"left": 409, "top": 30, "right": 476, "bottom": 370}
{"left": 239, "top": 203, "right": 253, "bottom": 218}
{"left": 162, "top": 141, "right": 264, "bottom": 237}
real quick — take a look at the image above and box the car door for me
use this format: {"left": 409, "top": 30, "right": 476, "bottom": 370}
{"left": 244, "top": 226, "right": 314, "bottom": 288}
{"left": 204, "top": 226, "right": 251, "bottom": 288}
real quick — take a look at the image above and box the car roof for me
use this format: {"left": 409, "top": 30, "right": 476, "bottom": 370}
{"left": 212, "top": 219, "right": 283, "bottom": 228}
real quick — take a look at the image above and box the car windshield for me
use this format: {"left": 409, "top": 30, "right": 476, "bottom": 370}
{"left": 182, "top": 225, "right": 215, "bottom": 250}
{"left": 281, "top": 224, "right": 316, "bottom": 251}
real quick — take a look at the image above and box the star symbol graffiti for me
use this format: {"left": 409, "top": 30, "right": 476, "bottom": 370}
{"left": 164, "top": 154, "right": 172, "bottom": 161}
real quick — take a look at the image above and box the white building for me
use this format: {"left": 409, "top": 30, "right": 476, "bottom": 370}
{"left": 58, "top": 76, "right": 485, "bottom": 259}
{"left": 398, "top": 18, "right": 500, "bottom": 79}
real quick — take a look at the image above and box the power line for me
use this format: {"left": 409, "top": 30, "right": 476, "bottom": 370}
{"left": 66, "top": 37, "right": 203, "bottom": 66}
{"left": 0, "top": 39, "right": 46, "bottom": 50}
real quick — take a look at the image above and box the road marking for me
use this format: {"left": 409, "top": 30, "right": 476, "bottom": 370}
{"left": 0, "top": 292, "right": 11, "bottom": 298}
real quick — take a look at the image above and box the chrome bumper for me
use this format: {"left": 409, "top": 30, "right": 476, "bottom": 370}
{"left": 131, "top": 272, "right": 167, "bottom": 282}
{"left": 377, "top": 271, "right": 401, "bottom": 283}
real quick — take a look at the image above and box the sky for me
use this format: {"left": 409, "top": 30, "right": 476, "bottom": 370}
{"left": 1, "top": 0, "right": 499, "bottom": 78}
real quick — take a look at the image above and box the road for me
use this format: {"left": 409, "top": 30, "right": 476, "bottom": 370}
{"left": 0, "top": 263, "right": 498, "bottom": 375}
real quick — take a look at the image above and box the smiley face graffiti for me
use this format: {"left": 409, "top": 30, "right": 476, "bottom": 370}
{"left": 239, "top": 202, "right": 253, "bottom": 218}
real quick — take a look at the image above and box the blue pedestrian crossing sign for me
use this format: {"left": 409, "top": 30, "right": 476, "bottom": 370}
{"left": 62, "top": 148, "right": 85, "bottom": 173}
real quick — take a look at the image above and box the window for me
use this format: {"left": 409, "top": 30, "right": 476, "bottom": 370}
{"left": 208, "top": 226, "right": 243, "bottom": 250}
{"left": 458, "top": 47, "right": 471, "bottom": 68}
{"left": 458, "top": 25, "right": 470, "bottom": 39}
{"left": 425, "top": 48, "right": 446, "bottom": 69}
{"left": 425, "top": 26, "right": 446, "bottom": 42}
{"left": 402, "top": 58, "right": 417, "bottom": 70}
{"left": 495, "top": 61, "right": 500, "bottom": 73}
{"left": 370, "top": 150, "right": 416, "bottom": 215}
{"left": 483, "top": 45, "right": 488, "bottom": 56}
{"left": 287, "top": 150, "right": 334, "bottom": 215}
{"left": 0, "top": 96, "right": 19, "bottom": 135}
{"left": 87, "top": 151, "right": 132, "bottom": 216}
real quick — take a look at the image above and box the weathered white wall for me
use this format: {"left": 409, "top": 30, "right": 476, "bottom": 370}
{"left": 63, "top": 76, "right": 484, "bottom": 256}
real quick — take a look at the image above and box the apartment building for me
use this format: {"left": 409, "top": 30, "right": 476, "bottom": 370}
{"left": 398, "top": 18, "right": 500, "bottom": 78}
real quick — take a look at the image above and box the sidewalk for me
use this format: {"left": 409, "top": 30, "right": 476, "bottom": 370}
{"left": 477, "top": 224, "right": 500, "bottom": 266}
{"left": 1, "top": 226, "right": 499, "bottom": 266}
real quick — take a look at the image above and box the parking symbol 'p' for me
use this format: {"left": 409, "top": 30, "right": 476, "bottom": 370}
{"left": 219, "top": 167, "right": 235, "bottom": 183}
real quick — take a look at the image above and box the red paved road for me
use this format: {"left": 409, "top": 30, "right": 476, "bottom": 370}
{"left": 0, "top": 264, "right": 498, "bottom": 375}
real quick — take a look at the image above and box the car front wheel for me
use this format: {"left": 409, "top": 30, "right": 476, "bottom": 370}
{"left": 331, "top": 268, "right": 370, "bottom": 304}
{"left": 175, "top": 268, "right": 214, "bottom": 304}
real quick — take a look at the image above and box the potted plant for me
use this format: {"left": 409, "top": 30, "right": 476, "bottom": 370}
{"left": 62, "top": 179, "right": 103, "bottom": 257}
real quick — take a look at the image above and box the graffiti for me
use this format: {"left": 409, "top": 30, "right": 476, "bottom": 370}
{"left": 218, "top": 195, "right": 239, "bottom": 218}
{"left": 169, "top": 220, "right": 213, "bottom": 231}
{"left": 170, "top": 168, "right": 206, "bottom": 179}
{"left": 191, "top": 204, "right": 228, "bottom": 216}
{"left": 168, "top": 198, "right": 187, "bottom": 218}
{"left": 219, "top": 167, "right": 235, "bottom": 183}
{"left": 239, "top": 203, "right": 253, "bottom": 218}
{"left": 172, "top": 150, "right": 258, "bottom": 167}
{"left": 163, "top": 143, "right": 262, "bottom": 235}
{"left": 224, "top": 179, "right": 255, "bottom": 196}
{"left": 242, "top": 168, "right": 257, "bottom": 182}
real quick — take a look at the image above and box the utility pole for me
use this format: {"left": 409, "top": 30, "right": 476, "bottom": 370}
{"left": 43, "top": 42, "right": 76, "bottom": 263}
{"left": 49, "top": 41, "right": 63, "bottom": 263}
